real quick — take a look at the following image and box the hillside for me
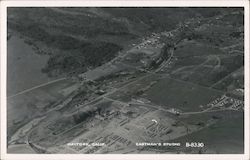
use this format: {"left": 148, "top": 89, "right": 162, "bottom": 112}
{"left": 7, "top": 7, "right": 240, "bottom": 77}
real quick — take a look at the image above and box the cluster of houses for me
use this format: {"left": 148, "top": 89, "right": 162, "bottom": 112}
{"left": 207, "top": 94, "right": 243, "bottom": 110}
{"left": 134, "top": 33, "right": 163, "bottom": 50}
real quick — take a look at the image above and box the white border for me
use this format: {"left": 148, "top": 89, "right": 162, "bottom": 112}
{"left": 0, "top": 1, "right": 249, "bottom": 160}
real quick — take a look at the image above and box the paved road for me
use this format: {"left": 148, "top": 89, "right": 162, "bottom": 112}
{"left": 155, "top": 48, "right": 174, "bottom": 72}
{"left": 180, "top": 108, "right": 237, "bottom": 115}
{"left": 7, "top": 77, "right": 66, "bottom": 99}
{"left": 221, "top": 42, "right": 243, "bottom": 50}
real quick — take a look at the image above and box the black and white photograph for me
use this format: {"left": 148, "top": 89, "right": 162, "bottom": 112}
{"left": 0, "top": 1, "right": 249, "bottom": 160}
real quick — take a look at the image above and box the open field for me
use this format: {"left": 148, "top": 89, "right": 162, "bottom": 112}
{"left": 107, "top": 74, "right": 224, "bottom": 112}
{"left": 174, "top": 41, "right": 224, "bottom": 57}
{"left": 7, "top": 34, "right": 52, "bottom": 96}
{"left": 173, "top": 111, "right": 244, "bottom": 153}
{"left": 7, "top": 144, "right": 35, "bottom": 153}
{"left": 212, "top": 67, "right": 244, "bottom": 92}
{"left": 143, "top": 77, "right": 223, "bottom": 112}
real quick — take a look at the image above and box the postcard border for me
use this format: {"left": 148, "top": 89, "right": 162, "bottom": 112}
{"left": 1, "top": 1, "right": 249, "bottom": 160}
